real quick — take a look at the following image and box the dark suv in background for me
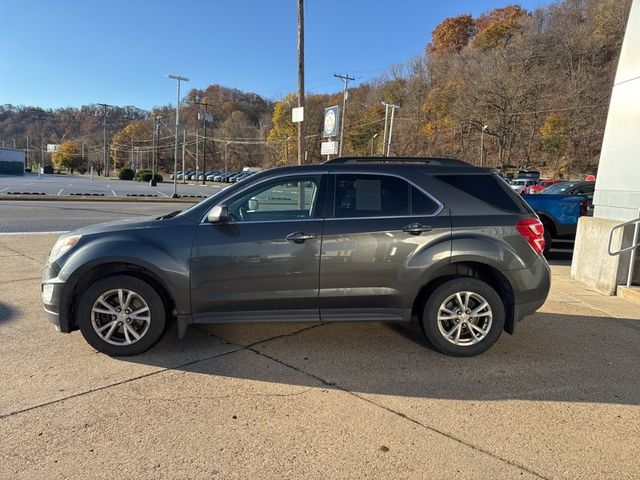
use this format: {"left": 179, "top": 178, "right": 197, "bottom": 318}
{"left": 42, "top": 158, "right": 550, "bottom": 357}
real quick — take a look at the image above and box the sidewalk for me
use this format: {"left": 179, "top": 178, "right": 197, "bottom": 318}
{"left": 548, "top": 263, "right": 640, "bottom": 320}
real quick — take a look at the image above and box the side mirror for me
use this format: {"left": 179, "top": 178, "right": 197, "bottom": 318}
{"left": 248, "top": 198, "right": 259, "bottom": 211}
{"left": 207, "top": 205, "right": 229, "bottom": 224}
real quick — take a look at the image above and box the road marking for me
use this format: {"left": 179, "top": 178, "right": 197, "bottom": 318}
{"left": 0, "top": 188, "right": 8, "bottom": 193}
{"left": 0, "top": 231, "right": 68, "bottom": 236}
{"left": 68, "top": 183, "right": 73, "bottom": 187}
{"left": 156, "top": 190, "right": 169, "bottom": 197}
{"left": 111, "top": 190, "right": 117, "bottom": 197}
{"left": 25, "top": 183, "right": 33, "bottom": 186}
{"left": 57, "top": 189, "right": 64, "bottom": 195}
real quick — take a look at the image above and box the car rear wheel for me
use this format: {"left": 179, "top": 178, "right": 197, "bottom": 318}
{"left": 421, "top": 278, "right": 505, "bottom": 357}
{"left": 76, "top": 275, "right": 167, "bottom": 356}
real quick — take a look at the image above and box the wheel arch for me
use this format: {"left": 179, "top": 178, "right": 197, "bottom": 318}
{"left": 411, "top": 261, "right": 516, "bottom": 334}
{"left": 64, "top": 261, "right": 177, "bottom": 331}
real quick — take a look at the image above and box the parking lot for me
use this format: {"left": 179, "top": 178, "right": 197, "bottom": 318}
{"left": 0, "top": 173, "right": 224, "bottom": 198}
{"left": 0, "top": 231, "right": 638, "bottom": 479}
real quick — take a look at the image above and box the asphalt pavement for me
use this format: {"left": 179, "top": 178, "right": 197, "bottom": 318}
{"left": 0, "top": 172, "right": 223, "bottom": 198}
{"left": 0, "top": 200, "right": 199, "bottom": 233}
{"left": 0, "top": 234, "right": 638, "bottom": 479}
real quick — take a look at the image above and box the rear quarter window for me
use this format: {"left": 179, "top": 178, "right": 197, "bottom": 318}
{"left": 436, "top": 174, "right": 528, "bottom": 213}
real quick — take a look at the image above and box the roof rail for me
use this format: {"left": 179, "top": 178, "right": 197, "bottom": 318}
{"left": 323, "top": 156, "right": 471, "bottom": 166}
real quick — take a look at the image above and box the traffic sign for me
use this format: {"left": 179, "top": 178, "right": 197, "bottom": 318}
{"left": 292, "top": 107, "right": 304, "bottom": 123}
{"left": 321, "top": 141, "right": 339, "bottom": 155}
{"left": 323, "top": 106, "right": 339, "bottom": 137}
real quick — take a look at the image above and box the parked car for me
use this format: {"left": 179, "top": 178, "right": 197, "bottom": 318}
{"left": 529, "top": 179, "right": 557, "bottom": 194}
{"left": 170, "top": 171, "right": 181, "bottom": 180}
{"left": 522, "top": 186, "right": 590, "bottom": 255}
{"left": 42, "top": 157, "right": 550, "bottom": 357}
{"left": 510, "top": 178, "right": 537, "bottom": 194}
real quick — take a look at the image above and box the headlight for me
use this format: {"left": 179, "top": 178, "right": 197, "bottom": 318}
{"left": 49, "top": 235, "right": 82, "bottom": 262}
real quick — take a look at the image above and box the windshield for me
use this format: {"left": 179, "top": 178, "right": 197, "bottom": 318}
{"left": 542, "top": 182, "right": 577, "bottom": 194}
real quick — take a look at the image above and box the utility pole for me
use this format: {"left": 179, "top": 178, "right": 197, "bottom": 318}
{"left": 225, "top": 141, "right": 230, "bottom": 174}
{"left": 381, "top": 102, "right": 400, "bottom": 156}
{"left": 182, "top": 129, "right": 186, "bottom": 183}
{"left": 167, "top": 74, "right": 189, "bottom": 198}
{"left": 25, "top": 136, "right": 29, "bottom": 170}
{"left": 96, "top": 103, "right": 112, "bottom": 177}
{"left": 297, "top": 0, "right": 305, "bottom": 165}
{"left": 194, "top": 101, "right": 214, "bottom": 185}
{"left": 334, "top": 73, "right": 354, "bottom": 156}
{"left": 151, "top": 116, "right": 160, "bottom": 186}
{"left": 195, "top": 128, "right": 199, "bottom": 180}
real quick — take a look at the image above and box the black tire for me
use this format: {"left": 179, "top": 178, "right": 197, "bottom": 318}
{"left": 76, "top": 275, "right": 167, "bottom": 356}
{"left": 543, "top": 226, "right": 552, "bottom": 257}
{"left": 421, "top": 278, "right": 505, "bottom": 357}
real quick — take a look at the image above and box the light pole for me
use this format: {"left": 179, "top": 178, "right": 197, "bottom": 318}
{"left": 225, "top": 141, "right": 230, "bottom": 174}
{"left": 381, "top": 102, "right": 400, "bottom": 156}
{"left": 370, "top": 133, "right": 379, "bottom": 156}
{"left": 285, "top": 136, "right": 293, "bottom": 164}
{"left": 167, "top": 74, "right": 189, "bottom": 198}
{"left": 480, "top": 124, "right": 488, "bottom": 167}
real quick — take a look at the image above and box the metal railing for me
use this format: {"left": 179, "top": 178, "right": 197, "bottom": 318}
{"left": 608, "top": 209, "right": 640, "bottom": 288}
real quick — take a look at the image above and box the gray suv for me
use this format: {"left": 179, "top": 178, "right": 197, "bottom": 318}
{"left": 42, "top": 158, "right": 550, "bottom": 357}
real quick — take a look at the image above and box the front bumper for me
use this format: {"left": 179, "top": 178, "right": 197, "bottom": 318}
{"left": 42, "top": 259, "right": 73, "bottom": 333}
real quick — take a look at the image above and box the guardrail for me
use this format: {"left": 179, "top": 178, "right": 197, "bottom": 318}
{"left": 608, "top": 209, "right": 640, "bottom": 288}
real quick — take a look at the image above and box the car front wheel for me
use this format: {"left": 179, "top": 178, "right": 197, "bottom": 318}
{"left": 76, "top": 275, "right": 167, "bottom": 356}
{"left": 421, "top": 278, "right": 505, "bottom": 357}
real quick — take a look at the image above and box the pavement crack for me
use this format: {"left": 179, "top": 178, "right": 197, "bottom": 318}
{"left": 121, "top": 388, "right": 314, "bottom": 403}
{"left": 229, "top": 340, "right": 552, "bottom": 480}
{"left": 0, "top": 346, "right": 244, "bottom": 421}
{"left": 0, "top": 244, "right": 44, "bottom": 265}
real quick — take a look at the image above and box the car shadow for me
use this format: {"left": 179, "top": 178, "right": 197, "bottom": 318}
{"left": 121, "top": 309, "right": 640, "bottom": 406}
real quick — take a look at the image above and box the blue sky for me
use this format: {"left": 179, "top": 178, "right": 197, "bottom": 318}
{"left": 1, "top": 0, "right": 553, "bottom": 109}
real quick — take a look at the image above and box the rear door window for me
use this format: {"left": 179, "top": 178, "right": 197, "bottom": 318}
{"left": 333, "top": 174, "right": 439, "bottom": 218}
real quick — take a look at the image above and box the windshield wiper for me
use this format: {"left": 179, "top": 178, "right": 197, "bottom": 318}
{"left": 156, "top": 210, "right": 182, "bottom": 220}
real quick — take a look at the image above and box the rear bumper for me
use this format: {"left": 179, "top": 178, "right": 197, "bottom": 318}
{"left": 502, "top": 255, "right": 551, "bottom": 332}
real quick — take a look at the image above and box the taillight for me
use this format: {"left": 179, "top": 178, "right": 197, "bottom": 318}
{"left": 516, "top": 218, "right": 545, "bottom": 255}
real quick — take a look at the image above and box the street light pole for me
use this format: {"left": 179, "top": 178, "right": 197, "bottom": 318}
{"left": 167, "top": 74, "right": 189, "bottom": 198}
{"left": 382, "top": 103, "right": 400, "bottom": 156}
{"left": 480, "top": 124, "right": 488, "bottom": 167}
{"left": 370, "top": 133, "right": 378, "bottom": 156}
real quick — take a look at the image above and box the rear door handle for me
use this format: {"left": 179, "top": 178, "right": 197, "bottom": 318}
{"left": 286, "top": 231, "right": 317, "bottom": 243}
{"left": 402, "top": 223, "right": 433, "bottom": 235}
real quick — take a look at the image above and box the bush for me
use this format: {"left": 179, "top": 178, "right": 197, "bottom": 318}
{"left": 118, "top": 167, "right": 135, "bottom": 180}
{"left": 134, "top": 169, "right": 163, "bottom": 183}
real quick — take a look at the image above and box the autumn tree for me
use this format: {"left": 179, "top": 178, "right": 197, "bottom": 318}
{"left": 427, "top": 14, "right": 476, "bottom": 53}
{"left": 110, "top": 122, "right": 152, "bottom": 170}
{"left": 52, "top": 141, "right": 83, "bottom": 173}
{"left": 474, "top": 5, "right": 528, "bottom": 48}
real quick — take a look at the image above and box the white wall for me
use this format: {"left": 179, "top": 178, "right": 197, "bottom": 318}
{"left": 593, "top": 0, "right": 640, "bottom": 221}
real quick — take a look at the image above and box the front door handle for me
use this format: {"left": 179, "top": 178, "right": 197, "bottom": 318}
{"left": 286, "top": 231, "right": 317, "bottom": 243}
{"left": 402, "top": 223, "right": 433, "bottom": 235}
